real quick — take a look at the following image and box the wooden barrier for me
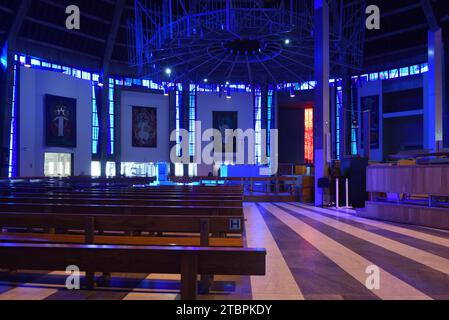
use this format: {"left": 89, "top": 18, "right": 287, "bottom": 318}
{"left": 360, "top": 164, "right": 449, "bottom": 230}
{"left": 0, "top": 242, "right": 266, "bottom": 300}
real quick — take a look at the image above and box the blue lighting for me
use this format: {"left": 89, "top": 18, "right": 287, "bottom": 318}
{"left": 1, "top": 43, "right": 7, "bottom": 69}
{"left": 13, "top": 52, "right": 432, "bottom": 173}
{"left": 254, "top": 88, "right": 262, "bottom": 165}
{"left": 267, "top": 89, "right": 274, "bottom": 159}
{"left": 189, "top": 84, "right": 196, "bottom": 157}
{"left": 8, "top": 63, "right": 18, "bottom": 177}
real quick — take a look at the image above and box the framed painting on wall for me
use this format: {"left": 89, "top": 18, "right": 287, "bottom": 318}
{"left": 213, "top": 111, "right": 238, "bottom": 153}
{"left": 132, "top": 106, "right": 157, "bottom": 148}
{"left": 45, "top": 94, "right": 77, "bottom": 148}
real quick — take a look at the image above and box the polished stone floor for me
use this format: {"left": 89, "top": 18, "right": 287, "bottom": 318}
{"left": 1, "top": 202, "right": 449, "bottom": 300}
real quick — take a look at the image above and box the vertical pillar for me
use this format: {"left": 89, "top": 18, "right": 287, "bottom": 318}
{"left": 444, "top": 32, "right": 449, "bottom": 148}
{"left": 0, "top": 50, "right": 15, "bottom": 177}
{"left": 425, "top": 28, "right": 443, "bottom": 151}
{"left": 99, "top": 72, "right": 110, "bottom": 177}
{"left": 168, "top": 86, "right": 177, "bottom": 177}
{"left": 182, "top": 83, "right": 190, "bottom": 177}
{"left": 0, "top": 0, "right": 32, "bottom": 177}
{"left": 314, "top": 0, "right": 330, "bottom": 206}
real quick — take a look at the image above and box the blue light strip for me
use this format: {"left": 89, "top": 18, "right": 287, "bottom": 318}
{"left": 108, "top": 78, "right": 115, "bottom": 155}
{"left": 175, "top": 85, "right": 182, "bottom": 157}
{"left": 8, "top": 61, "right": 18, "bottom": 178}
{"left": 267, "top": 89, "right": 274, "bottom": 159}
{"left": 350, "top": 85, "right": 358, "bottom": 156}
{"left": 254, "top": 88, "right": 262, "bottom": 165}
{"left": 335, "top": 84, "right": 343, "bottom": 160}
{"left": 91, "top": 84, "right": 99, "bottom": 154}
{"left": 189, "top": 84, "right": 196, "bottom": 157}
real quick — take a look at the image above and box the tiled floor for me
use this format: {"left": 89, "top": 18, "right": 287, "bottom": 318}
{"left": 1, "top": 202, "right": 449, "bottom": 300}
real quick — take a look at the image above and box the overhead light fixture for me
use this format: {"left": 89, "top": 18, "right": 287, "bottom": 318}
{"left": 98, "top": 75, "right": 104, "bottom": 87}
{"left": 203, "top": 78, "right": 208, "bottom": 83}
{"left": 284, "top": 39, "right": 291, "bottom": 45}
{"left": 165, "top": 67, "right": 172, "bottom": 76}
{"left": 24, "top": 56, "right": 32, "bottom": 68}
{"left": 226, "top": 86, "right": 232, "bottom": 99}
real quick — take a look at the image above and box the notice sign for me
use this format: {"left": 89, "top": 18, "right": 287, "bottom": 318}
{"left": 229, "top": 218, "right": 241, "bottom": 231}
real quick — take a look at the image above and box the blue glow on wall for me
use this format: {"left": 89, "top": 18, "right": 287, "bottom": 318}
{"left": 11, "top": 53, "right": 431, "bottom": 174}
{"left": 1, "top": 43, "right": 8, "bottom": 70}
{"left": 8, "top": 63, "right": 18, "bottom": 177}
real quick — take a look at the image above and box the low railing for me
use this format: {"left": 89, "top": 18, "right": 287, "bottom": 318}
{"left": 169, "top": 176, "right": 297, "bottom": 195}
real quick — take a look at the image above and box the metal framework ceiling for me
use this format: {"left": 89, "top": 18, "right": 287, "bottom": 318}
{"left": 0, "top": 1, "right": 448, "bottom": 77}
{"left": 128, "top": 0, "right": 367, "bottom": 85}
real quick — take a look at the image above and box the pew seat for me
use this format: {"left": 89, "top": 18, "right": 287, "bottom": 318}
{"left": 0, "top": 232, "right": 244, "bottom": 247}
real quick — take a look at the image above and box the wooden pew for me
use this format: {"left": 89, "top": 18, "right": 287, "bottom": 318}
{"left": 0, "top": 191, "right": 243, "bottom": 201}
{"left": 0, "top": 203, "right": 243, "bottom": 217}
{"left": 0, "top": 242, "right": 266, "bottom": 299}
{"left": 0, "top": 213, "right": 244, "bottom": 246}
{"left": 0, "top": 196, "right": 242, "bottom": 207}
{"left": 0, "top": 184, "right": 243, "bottom": 194}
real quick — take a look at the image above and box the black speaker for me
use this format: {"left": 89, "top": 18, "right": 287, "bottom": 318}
{"left": 340, "top": 157, "right": 368, "bottom": 208}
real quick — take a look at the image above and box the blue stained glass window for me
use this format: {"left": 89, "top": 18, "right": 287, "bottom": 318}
{"left": 254, "top": 88, "right": 262, "bottom": 165}
{"left": 420, "top": 63, "right": 429, "bottom": 73}
{"left": 389, "top": 69, "right": 399, "bottom": 78}
{"left": 8, "top": 63, "right": 18, "bottom": 177}
{"left": 189, "top": 84, "right": 196, "bottom": 157}
{"left": 399, "top": 67, "right": 409, "bottom": 77}
{"left": 410, "top": 65, "right": 420, "bottom": 75}
{"left": 91, "top": 84, "right": 99, "bottom": 154}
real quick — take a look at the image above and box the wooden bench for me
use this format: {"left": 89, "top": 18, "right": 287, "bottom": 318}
{"left": 0, "top": 213, "right": 244, "bottom": 246}
{"left": 0, "top": 242, "right": 266, "bottom": 299}
{"left": 0, "top": 203, "right": 243, "bottom": 217}
{"left": 0, "top": 185, "right": 244, "bottom": 193}
{"left": 0, "top": 191, "right": 243, "bottom": 201}
{"left": 0, "top": 196, "right": 242, "bottom": 207}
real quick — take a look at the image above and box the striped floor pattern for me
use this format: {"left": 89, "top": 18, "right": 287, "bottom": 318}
{"left": 1, "top": 202, "right": 449, "bottom": 300}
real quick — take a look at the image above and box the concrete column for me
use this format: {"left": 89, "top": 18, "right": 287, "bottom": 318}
{"left": 444, "top": 32, "right": 449, "bottom": 148}
{"left": 168, "top": 86, "right": 177, "bottom": 177}
{"left": 0, "top": 50, "right": 15, "bottom": 177}
{"left": 425, "top": 28, "right": 443, "bottom": 151}
{"left": 314, "top": 0, "right": 330, "bottom": 206}
{"left": 99, "top": 73, "right": 110, "bottom": 177}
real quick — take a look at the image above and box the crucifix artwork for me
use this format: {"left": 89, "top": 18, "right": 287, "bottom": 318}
{"left": 45, "top": 94, "right": 77, "bottom": 148}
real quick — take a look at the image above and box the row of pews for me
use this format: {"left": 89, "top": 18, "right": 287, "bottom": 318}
{"left": 0, "top": 178, "right": 266, "bottom": 300}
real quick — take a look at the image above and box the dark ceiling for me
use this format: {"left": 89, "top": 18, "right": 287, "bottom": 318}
{"left": 0, "top": 0, "right": 448, "bottom": 76}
